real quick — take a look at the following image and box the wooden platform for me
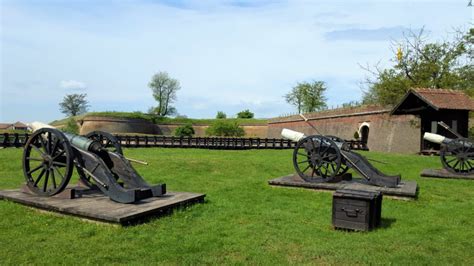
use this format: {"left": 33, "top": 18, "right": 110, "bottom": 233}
{"left": 421, "top": 169, "right": 474, "bottom": 180}
{"left": 268, "top": 174, "right": 418, "bottom": 200}
{"left": 0, "top": 189, "right": 205, "bottom": 225}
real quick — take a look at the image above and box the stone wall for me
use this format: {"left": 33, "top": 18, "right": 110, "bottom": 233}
{"left": 268, "top": 107, "right": 421, "bottom": 154}
{"left": 80, "top": 116, "right": 157, "bottom": 135}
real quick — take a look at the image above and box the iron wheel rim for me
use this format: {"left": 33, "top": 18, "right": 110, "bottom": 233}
{"left": 441, "top": 138, "right": 474, "bottom": 175}
{"left": 22, "top": 128, "right": 73, "bottom": 196}
{"left": 293, "top": 135, "right": 341, "bottom": 182}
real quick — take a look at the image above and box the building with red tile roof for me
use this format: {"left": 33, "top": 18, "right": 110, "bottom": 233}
{"left": 269, "top": 88, "right": 473, "bottom": 154}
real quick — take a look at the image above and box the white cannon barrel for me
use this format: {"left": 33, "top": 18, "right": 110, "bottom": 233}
{"left": 281, "top": 128, "right": 348, "bottom": 150}
{"left": 281, "top": 129, "right": 306, "bottom": 142}
{"left": 423, "top": 132, "right": 447, "bottom": 144}
{"left": 423, "top": 132, "right": 473, "bottom": 149}
{"left": 28, "top": 121, "right": 55, "bottom": 132}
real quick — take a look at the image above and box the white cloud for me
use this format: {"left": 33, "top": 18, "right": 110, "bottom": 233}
{"left": 1, "top": 0, "right": 471, "bottom": 122}
{"left": 59, "top": 80, "right": 87, "bottom": 91}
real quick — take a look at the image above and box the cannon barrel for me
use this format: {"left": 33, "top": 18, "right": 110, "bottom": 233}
{"left": 281, "top": 128, "right": 306, "bottom": 142}
{"left": 29, "top": 121, "right": 102, "bottom": 152}
{"left": 423, "top": 132, "right": 450, "bottom": 145}
{"left": 281, "top": 128, "right": 348, "bottom": 150}
{"left": 424, "top": 132, "right": 474, "bottom": 150}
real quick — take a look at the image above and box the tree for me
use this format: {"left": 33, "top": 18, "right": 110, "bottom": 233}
{"left": 59, "top": 93, "right": 89, "bottom": 117}
{"left": 62, "top": 118, "right": 79, "bottom": 134}
{"left": 285, "top": 81, "right": 328, "bottom": 113}
{"left": 284, "top": 86, "right": 305, "bottom": 113}
{"left": 362, "top": 28, "right": 473, "bottom": 105}
{"left": 206, "top": 121, "right": 245, "bottom": 137}
{"left": 237, "top": 109, "right": 254, "bottom": 119}
{"left": 216, "top": 111, "right": 227, "bottom": 119}
{"left": 175, "top": 124, "right": 195, "bottom": 137}
{"left": 149, "top": 72, "right": 180, "bottom": 116}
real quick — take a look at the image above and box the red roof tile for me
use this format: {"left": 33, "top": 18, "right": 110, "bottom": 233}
{"left": 13, "top": 121, "right": 27, "bottom": 127}
{"left": 0, "top": 123, "right": 11, "bottom": 129}
{"left": 412, "top": 88, "right": 474, "bottom": 110}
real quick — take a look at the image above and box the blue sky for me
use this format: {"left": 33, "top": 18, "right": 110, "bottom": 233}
{"left": 1, "top": 0, "right": 472, "bottom": 122}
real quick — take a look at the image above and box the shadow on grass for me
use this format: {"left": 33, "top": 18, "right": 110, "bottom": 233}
{"left": 379, "top": 217, "right": 396, "bottom": 229}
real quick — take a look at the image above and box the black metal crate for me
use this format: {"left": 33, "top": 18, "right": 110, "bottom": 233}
{"left": 332, "top": 189, "right": 382, "bottom": 231}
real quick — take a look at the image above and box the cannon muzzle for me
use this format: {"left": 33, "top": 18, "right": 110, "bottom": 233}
{"left": 281, "top": 129, "right": 305, "bottom": 142}
{"left": 423, "top": 132, "right": 448, "bottom": 144}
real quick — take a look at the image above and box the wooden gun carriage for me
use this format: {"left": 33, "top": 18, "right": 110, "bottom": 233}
{"left": 424, "top": 122, "right": 474, "bottom": 175}
{"left": 282, "top": 129, "right": 401, "bottom": 188}
{"left": 22, "top": 122, "right": 165, "bottom": 203}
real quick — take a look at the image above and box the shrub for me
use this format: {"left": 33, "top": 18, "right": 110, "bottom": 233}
{"left": 216, "top": 111, "right": 227, "bottom": 119}
{"left": 206, "top": 121, "right": 245, "bottom": 137}
{"left": 354, "top": 131, "right": 360, "bottom": 140}
{"left": 175, "top": 124, "right": 195, "bottom": 137}
{"left": 62, "top": 118, "right": 79, "bottom": 134}
{"left": 236, "top": 109, "right": 254, "bottom": 119}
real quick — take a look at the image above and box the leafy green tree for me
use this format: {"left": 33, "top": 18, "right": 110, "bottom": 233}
{"left": 59, "top": 93, "right": 89, "bottom": 117}
{"left": 284, "top": 86, "right": 305, "bottom": 113}
{"left": 149, "top": 72, "right": 180, "bottom": 116}
{"left": 216, "top": 111, "right": 227, "bottom": 119}
{"left": 285, "top": 81, "right": 328, "bottom": 113}
{"left": 206, "top": 121, "right": 245, "bottom": 137}
{"left": 354, "top": 131, "right": 360, "bottom": 140}
{"left": 362, "top": 28, "right": 473, "bottom": 105}
{"left": 62, "top": 118, "right": 79, "bottom": 134}
{"left": 175, "top": 124, "right": 195, "bottom": 137}
{"left": 236, "top": 109, "right": 254, "bottom": 119}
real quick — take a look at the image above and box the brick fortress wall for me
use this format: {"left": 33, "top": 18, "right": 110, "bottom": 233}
{"left": 268, "top": 106, "right": 421, "bottom": 154}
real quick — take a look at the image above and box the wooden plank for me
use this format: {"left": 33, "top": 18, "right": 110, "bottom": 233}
{"left": 421, "top": 169, "right": 474, "bottom": 180}
{"left": 334, "top": 198, "right": 369, "bottom": 208}
{"left": 268, "top": 174, "right": 418, "bottom": 199}
{"left": 0, "top": 189, "right": 205, "bottom": 225}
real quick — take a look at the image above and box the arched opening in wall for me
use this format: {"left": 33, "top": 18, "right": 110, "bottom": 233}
{"left": 360, "top": 126, "right": 369, "bottom": 145}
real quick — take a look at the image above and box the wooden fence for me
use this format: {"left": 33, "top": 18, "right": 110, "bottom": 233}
{"left": 0, "top": 133, "right": 368, "bottom": 150}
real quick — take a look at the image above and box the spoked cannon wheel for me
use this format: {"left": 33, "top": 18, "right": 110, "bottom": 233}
{"left": 293, "top": 135, "right": 342, "bottom": 182}
{"left": 324, "top": 135, "right": 350, "bottom": 175}
{"left": 85, "top": 131, "right": 123, "bottom": 154}
{"left": 441, "top": 138, "right": 474, "bottom": 175}
{"left": 22, "top": 128, "right": 73, "bottom": 196}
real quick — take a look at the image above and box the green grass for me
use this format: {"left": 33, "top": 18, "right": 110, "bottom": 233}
{"left": 50, "top": 112, "right": 268, "bottom": 126}
{"left": 49, "top": 112, "right": 151, "bottom": 126}
{"left": 0, "top": 148, "right": 473, "bottom": 264}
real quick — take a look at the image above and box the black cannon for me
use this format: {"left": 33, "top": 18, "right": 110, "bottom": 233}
{"left": 423, "top": 122, "right": 474, "bottom": 175}
{"left": 22, "top": 122, "right": 165, "bottom": 203}
{"left": 282, "top": 129, "right": 401, "bottom": 187}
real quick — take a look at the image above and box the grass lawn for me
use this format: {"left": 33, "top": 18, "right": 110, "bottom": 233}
{"left": 0, "top": 148, "right": 473, "bottom": 264}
